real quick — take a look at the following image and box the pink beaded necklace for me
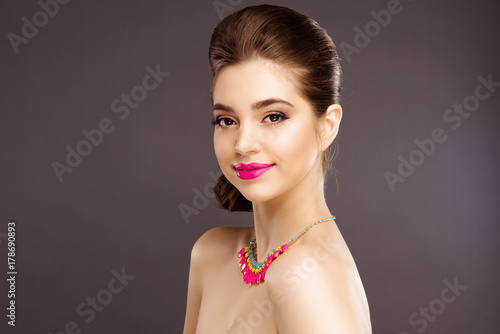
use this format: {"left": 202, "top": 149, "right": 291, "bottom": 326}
{"left": 237, "top": 216, "right": 335, "bottom": 285}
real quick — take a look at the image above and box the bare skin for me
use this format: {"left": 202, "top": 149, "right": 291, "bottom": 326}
{"left": 183, "top": 59, "right": 372, "bottom": 333}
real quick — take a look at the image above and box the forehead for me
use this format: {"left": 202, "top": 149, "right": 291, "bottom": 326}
{"left": 212, "top": 59, "right": 307, "bottom": 108}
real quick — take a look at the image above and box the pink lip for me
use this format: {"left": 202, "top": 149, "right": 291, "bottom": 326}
{"left": 233, "top": 163, "right": 275, "bottom": 180}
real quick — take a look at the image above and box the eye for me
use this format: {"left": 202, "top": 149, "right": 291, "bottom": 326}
{"left": 263, "top": 112, "right": 288, "bottom": 124}
{"left": 211, "top": 112, "right": 289, "bottom": 128}
{"left": 211, "top": 117, "right": 235, "bottom": 128}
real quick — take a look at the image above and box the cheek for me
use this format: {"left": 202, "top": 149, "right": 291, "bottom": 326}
{"left": 213, "top": 133, "right": 224, "bottom": 160}
{"left": 213, "top": 132, "right": 232, "bottom": 167}
{"left": 274, "top": 121, "right": 318, "bottom": 163}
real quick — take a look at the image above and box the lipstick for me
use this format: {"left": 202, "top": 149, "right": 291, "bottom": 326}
{"left": 233, "top": 163, "right": 275, "bottom": 180}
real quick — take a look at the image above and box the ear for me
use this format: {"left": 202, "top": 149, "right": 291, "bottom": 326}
{"left": 318, "top": 103, "right": 342, "bottom": 152}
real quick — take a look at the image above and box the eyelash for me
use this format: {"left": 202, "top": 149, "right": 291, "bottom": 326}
{"left": 211, "top": 112, "right": 289, "bottom": 128}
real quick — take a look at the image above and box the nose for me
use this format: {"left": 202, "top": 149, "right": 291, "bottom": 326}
{"left": 234, "top": 121, "right": 260, "bottom": 155}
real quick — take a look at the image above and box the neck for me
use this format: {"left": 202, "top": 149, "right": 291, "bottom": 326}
{"left": 251, "top": 161, "right": 333, "bottom": 262}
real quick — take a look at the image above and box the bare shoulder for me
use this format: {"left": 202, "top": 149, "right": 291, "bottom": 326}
{"left": 191, "top": 225, "right": 253, "bottom": 266}
{"left": 183, "top": 225, "right": 253, "bottom": 333}
{"left": 264, "top": 224, "right": 372, "bottom": 333}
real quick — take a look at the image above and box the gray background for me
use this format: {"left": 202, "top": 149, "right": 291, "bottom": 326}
{"left": 1, "top": 0, "right": 499, "bottom": 333}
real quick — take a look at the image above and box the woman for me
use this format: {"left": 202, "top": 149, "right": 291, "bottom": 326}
{"left": 183, "top": 4, "right": 371, "bottom": 333}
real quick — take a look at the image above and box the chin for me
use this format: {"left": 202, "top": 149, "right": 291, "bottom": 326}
{"left": 236, "top": 183, "right": 284, "bottom": 203}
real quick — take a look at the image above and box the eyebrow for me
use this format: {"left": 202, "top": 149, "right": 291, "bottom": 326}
{"left": 212, "top": 98, "right": 294, "bottom": 113}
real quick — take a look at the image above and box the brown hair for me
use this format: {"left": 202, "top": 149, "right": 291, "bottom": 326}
{"left": 209, "top": 4, "right": 342, "bottom": 212}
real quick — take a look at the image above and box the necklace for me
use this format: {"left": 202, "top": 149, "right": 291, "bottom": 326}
{"left": 237, "top": 216, "right": 335, "bottom": 285}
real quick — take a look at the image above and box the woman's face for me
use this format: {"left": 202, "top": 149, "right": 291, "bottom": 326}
{"left": 212, "top": 58, "right": 324, "bottom": 204}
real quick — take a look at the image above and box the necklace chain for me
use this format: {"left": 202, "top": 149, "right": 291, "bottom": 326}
{"left": 237, "top": 216, "right": 335, "bottom": 285}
